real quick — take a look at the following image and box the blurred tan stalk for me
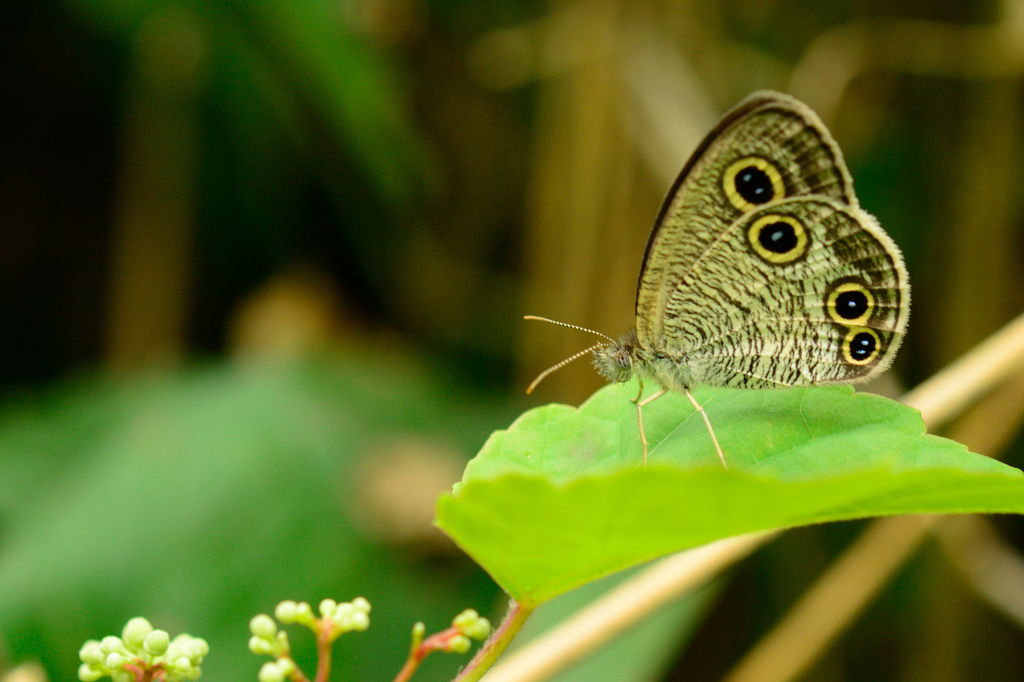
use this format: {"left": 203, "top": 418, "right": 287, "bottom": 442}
{"left": 0, "top": 664, "right": 47, "bottom": 682}
{"left": 939, "top": 81, "right": 1024, "bottom": 367}
{"left": 936, "top": 515, "right": 1024, "bottom": 629}
{"left": 519, "top": 0, "right": 631, "bottom": 402}
{"left": 106, "top": 8, "right": 206, "bottom": 367}
{"left": 789, "top": 1, "right": 1024, "bottom": 123}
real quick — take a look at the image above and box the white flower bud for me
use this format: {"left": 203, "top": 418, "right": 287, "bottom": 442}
{"left": 190, "top": 638, "right": 209, "bottom": 660}
{"left": 447, "top": 635, "right": 471, "bottom": 654}
{"left": 411, "top": 622, "right": 425, "bottom": 647}
{"left": 173, "top": 657, "right": 192, "bottom": 672}
{"left": 100, "top": 637, "right": 124, "bottom": 655}
{"left": 294, "top": 602, "right": 313, "bottom": 625}
{"left": 144, "top": 630, "right": 170, "bottom": 655}
{"left": 453, "top": 609, "right": 491, "bottom": 640}
{"left": 318, "top": 600, "right": 337, "bottom": 617}
{"left": 179, "top": 639, "right": 206, "bottom": 664}
{"left": 349, "top": 612, "right": 369, "bottom": 632}
{"left": 453, "top": 610, "right": 477, "bottom": 626}
{"left": 258, "top": 662, "right": 285, "bottom": 682}
{"left": 334, "top": 603, "right": 353, "bottom": 623}
{"left": 276, "top": 659, "right": 295, "bottom": 676}
{"left": 80, "top": 641, "right": 104, "bottom": 665}
{"left": 351, "top": 597, "right": 370, "bottom": 613}
{"left": 105, "top": 653, "right": 125, "bottom": 669}
{"left": 78, "top": 664, "right": 103, "bottom": 682}
{"left": 248, "top": 637, "right": 270, "bottom": 655}
{"left": 468, "top": 621, "right": 491, "bottom": 639}
{"left": 250, "top": 615, "right": 277, "bottom": 639}
{"left": 122, "top": 618, "right": 154, "bottom": 650}
{"left": 274, "top": 601, "right": 298, "bottom": 624}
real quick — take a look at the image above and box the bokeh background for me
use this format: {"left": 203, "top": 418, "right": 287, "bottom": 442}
{"left": 4, "top": 0, "right": 1024, "bottom": 681}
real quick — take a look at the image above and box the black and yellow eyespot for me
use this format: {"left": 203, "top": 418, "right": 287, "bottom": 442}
{"left": 723, "top": 157, "right": 786, "bottom": 211}
{"left": 747, "top": 215, "right": 808, "bottom": 264}
{"left": 827, "top": 282, "right": 875, "bottom": 326}
{"left": 842, "top": 327, "right": 882, "bottom": 366}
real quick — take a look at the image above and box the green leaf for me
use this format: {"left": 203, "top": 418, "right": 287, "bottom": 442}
{"left": 436, "top": 382, "right": 1024, "bottom": 605}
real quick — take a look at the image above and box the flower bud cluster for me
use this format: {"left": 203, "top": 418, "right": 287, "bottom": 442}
{"left": 272, "top": 601, "right": 315, "bottom": 629}
{"left": 318, "top": 598, "right": 371, "bottom": 639}
{"left": 249, "top": 597, "right": 372, "bottom": 682}
{"left": 78, "top": 618, "right": 208, "bottom": 682}
{"left": 445, "top": 610, "right": 492, "bottom": 654}
{"left": 256, "top": 658, "right": 296, "bottom": 682}
{"left": 267, "top": 597, "right": 370, "bottom": 642}
{"left": 247, "top": 615, "right": 290, "bottom": 659}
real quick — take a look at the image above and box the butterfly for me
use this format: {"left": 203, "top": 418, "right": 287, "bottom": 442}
{"left": 527, "top": 90, "right": 910, "bottom": 467}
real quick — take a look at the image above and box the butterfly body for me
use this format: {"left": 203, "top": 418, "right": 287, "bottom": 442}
{"left": 592, "top": 330, "right": 698, "bottom": 393}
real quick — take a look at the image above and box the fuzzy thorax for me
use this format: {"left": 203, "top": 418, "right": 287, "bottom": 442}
{"left": 592, "top": 328, "right": 696, "bottom": 392}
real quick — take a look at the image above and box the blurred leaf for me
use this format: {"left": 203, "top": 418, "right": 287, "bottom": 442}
{"left": 62, "top": 0, "right": 165, "bottom": 35}
{"left": 437, "top": 383, "right": 1024, "bottom": 605}
{"left": 228, "top": 0, "right": 433, "bottom": 207}
{"left": 0, "top": 351, "right": 511, "bottom": 682}
{"left": 62, "top": 0, "right": 432, "bottom": 208}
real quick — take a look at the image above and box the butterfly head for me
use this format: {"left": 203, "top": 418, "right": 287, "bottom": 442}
{"left": 524, "top": 317, "right": 645, "bottom": 393}
{"left": 592, "top": 329, "right": 639, "bottom": 383}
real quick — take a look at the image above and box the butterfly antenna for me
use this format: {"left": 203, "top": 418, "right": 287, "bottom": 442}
{"left": 523, "top": 315, "right": 614, "bottom": 342}
{"left": 526, "top": 343, "right": 604, "bottom": 394}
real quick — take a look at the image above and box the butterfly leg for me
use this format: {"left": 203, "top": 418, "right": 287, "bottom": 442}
{"left": 684, "top": 387, "right": 727, "bottom": 469}
{"left": 636, "top": 387, "right": 667, "bottom": 465}
{"left": 632, "top": 380, "right": 645, "bottom": 404}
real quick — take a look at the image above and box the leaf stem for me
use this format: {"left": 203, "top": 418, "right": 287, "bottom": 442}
{"left": 451, "top": 600, "right": 534, "bottom": 682}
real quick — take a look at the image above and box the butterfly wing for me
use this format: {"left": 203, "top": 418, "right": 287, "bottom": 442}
{"left": 636, "top": 90, "right": 858, "bottom": 350}
{"left": 665, "top": 196, "right": 909, "bottom": 388}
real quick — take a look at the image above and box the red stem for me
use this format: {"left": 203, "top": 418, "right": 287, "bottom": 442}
{"left": 123, "top": 664, "right": 145, "bottom": 682}
{"left": 391, "top": 627, "right": 464, "bottom": 682}
{"left": 391, "top": 654, "right": 422, "bottom": 682}
{"left": 313, "top": 620, "right": 333, "bottom": 682}
{"left": 125, "top": 661, "right": 164, "bottom": 682}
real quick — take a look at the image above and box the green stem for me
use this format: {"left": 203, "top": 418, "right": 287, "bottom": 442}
{"left": 452, "top": 599, "right": 534, "bottom": 682}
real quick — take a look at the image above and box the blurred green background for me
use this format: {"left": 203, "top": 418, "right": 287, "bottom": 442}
{"left": 4, "top": 0, "right": 1024, "bottom": 681}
